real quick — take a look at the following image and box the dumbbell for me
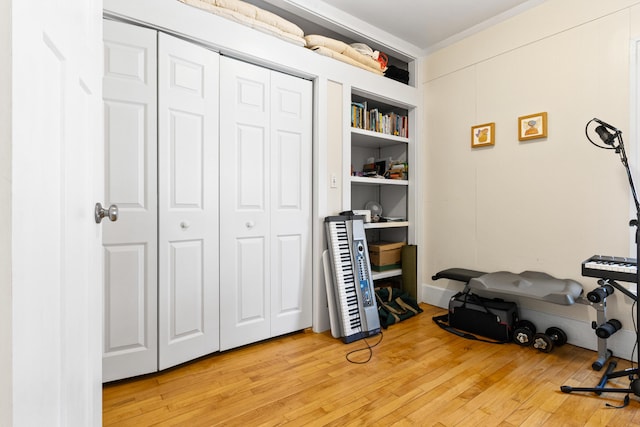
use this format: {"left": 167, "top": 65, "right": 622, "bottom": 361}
{"left": 513, "top": 320, "right": 537, "bottom": 346}
{"left": 532, "top": 327, "right": 568, "bottom": 353}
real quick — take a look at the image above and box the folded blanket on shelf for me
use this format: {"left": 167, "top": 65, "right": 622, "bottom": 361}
{"left": 304, "top": 34, "right": 385, "bottom": 75}
{"left": 178, "top": 0, "right": 307, "bottom": 46}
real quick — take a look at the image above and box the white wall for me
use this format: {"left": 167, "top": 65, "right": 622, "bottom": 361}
{"left": 421, "top": 0, "right": 640, "bottom": 357}
{"left": 0, "top": 0, "right": 12, "bottom": 424}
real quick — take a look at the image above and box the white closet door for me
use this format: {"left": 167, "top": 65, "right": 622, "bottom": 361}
{"left": 269, "top": 71, "right": 312, "bottom": 336}
{"left": 102, "top": 20, "right": 158, "bottom": 382}
{"left": 220, "top": 57, "right": 271, "bottom": 350}
{"left": 219, "top": 56, "right": 312, "bottom": 350}
{"left": 158, "top": 32, "right": 220, "bottom": 369}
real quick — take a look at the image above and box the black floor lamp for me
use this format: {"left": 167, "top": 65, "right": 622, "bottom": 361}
{"left": 560, "top": 118, "right": 640, "bottom": 407}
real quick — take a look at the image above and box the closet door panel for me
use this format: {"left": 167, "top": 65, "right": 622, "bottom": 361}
{"left": 237, "top": 125, "right": 267, "bottom": 209}
{"left": 236, "top": 237, "right": 267, "bottom": 319}
{"left": 103, "top": 245, "right": 146, "bottom": 349}
{"left": 170, "top": 111, "right": 204, "bottom": 207}
{"left": 220, "top": 57, "right": 271, "bottom": 351}
{"left": 104, "top": 102, "right": 147, "bottom": 207}
{"left": 158, "top": 32, "right": 220, "bottom": 370}
{"left": 270, "top": 72, "right": 312, "bottom": 336}
{"left": 167, "top": 240, "right": 204, "bottom": 336}
{"left": 102, "top": 20, "right": 158, "bottom": 383}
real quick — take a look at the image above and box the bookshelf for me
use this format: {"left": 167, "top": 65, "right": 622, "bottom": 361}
{"left": 348, "top": 90, "right": 414, "bottom": 281}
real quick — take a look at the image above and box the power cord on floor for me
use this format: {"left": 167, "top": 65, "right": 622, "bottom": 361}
{"left": 345, "top": 330, "right": 383, "bottom": 364}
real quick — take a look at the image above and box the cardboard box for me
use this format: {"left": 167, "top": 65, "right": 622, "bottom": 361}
{"left": 368, "top": 241, "right": 406, "bottom": 266}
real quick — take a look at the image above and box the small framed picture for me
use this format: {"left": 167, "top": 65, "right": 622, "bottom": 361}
{"left": 518, "top": 112, "right": 547, "bottom": 141}
{"left": 471, "top": 122, "right": 495, "bottom": 148}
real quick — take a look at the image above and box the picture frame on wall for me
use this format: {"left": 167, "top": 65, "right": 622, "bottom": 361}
{"left": 518, "top": 112, "right": 547, "bottom": 141}
{"left": 471, "top": 122, "right": 495, "bottom": 148}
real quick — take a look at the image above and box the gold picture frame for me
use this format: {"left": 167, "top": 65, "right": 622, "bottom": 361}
{"left": 471, "top": 122, "right": 495, "bottom": 148}
{"left": 518, "top": 112, "right": 547, "bottom": 141}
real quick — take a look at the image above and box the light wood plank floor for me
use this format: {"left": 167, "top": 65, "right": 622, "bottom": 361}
{"left": 103, "top": 304, "right": 640, "bottom": 426}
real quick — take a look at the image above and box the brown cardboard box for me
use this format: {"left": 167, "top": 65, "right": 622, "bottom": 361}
{"left": 368, "top": 241, "right": 406, "bottom": 266}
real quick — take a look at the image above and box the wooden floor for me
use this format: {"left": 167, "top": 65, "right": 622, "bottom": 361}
{"left": 103, "top": 304, "right": 640, "bottom": 426}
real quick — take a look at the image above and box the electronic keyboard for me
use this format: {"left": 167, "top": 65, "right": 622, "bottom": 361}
{"left": 324, "top": 215, "right": 381, "bottom": 343}
{"left": 582, "top": 255, "right": 638, "bottom": 284}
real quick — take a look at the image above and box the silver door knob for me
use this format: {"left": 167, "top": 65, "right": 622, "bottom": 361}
{"left": 95, "top": 203, "right": 119, "bottom": 223}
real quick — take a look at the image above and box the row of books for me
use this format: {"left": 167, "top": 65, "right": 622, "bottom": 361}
{"left": 351, "top": 101, "right": 409, "bottom": 138}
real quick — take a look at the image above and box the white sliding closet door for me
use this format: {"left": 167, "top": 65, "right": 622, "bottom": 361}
{"left": 102, "top": 20, "right": 158, "bottom": 382}
{"left": 219, "top": 57, "right": 312, "bottom": 351}
{"left": 158, "top": 32, "right": 220, "bottom": 369}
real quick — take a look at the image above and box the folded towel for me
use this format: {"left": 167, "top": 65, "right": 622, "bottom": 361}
{"left": 305, "top": 34, "right": 385, "bottom": 73}
{"left": 179, "top": 0, "right": 306, "bottom": 46}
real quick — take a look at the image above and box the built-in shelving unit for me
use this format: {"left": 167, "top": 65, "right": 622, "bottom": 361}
{"left": 347, "top": 90, "right": 415, "bottom": 282}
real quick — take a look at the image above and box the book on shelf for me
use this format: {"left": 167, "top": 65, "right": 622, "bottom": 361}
{"left": 351, "top": 101, "right": 408, "bottom": 138}
{"left": 351, "top": 101, "right": 368, "bottom": 130}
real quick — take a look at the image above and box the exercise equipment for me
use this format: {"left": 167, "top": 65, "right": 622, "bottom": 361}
{"left": 513, "top": 320, "right": 536, "bottom": 346}
{"left": 532, "top": 327, "right": 568, "bottom": 353}
{"left": 432, "top": 268, "right": 583, "bottom": 305}
{"left": 432, "top": 268, "right": 616, "bottom": 364}
{"left": 512, "top": 319, "right": 568, "bottom": 353}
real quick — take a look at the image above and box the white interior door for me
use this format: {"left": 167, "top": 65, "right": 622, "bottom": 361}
{"left": 219, "top": 56, "right": 312, "bottom": 351}
{"left": 158, "top": 32, "right": 220, "bottom": 369}
{"left": 11, "top": 0, "right": 103, "bottom": 425}
{"left": 102, "top": 20, "right": 158, "bottom": 382}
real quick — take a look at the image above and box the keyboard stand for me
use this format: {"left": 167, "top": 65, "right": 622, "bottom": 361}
{"left": 561, "top": 123, "right": 640, "bottom": 405}
{"left": 561, "top": 276, "right": 640, "bottom": 401}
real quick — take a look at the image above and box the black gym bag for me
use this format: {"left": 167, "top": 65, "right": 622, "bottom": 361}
{"left": 433, "top": 291, "right": 519, "bottom": 343}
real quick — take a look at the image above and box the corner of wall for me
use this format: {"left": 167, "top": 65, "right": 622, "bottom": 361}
{"left": 0, "top": 0, "right": 12, "bottom": 424}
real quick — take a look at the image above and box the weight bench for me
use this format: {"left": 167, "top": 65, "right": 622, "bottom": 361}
{"left": 432, "top": 268, "right": 613, "bottom": 369}
{"left": 432, "top": 268, "right": 583, "bottom": 305}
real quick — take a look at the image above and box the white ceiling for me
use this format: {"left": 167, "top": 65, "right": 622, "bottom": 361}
{"left": 320, "top": 0, "right": 544, "bottom": 53}
{"left": 257, "top": 0, "right": 545, "bottom": 59}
